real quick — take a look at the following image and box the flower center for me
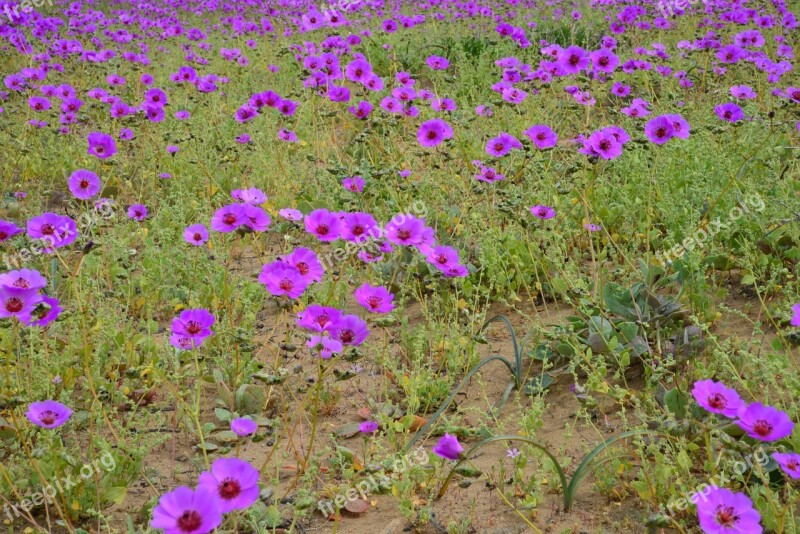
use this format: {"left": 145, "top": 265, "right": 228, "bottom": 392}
{"left": 714, "top": 505, "right": 738, "bottom": 527}
{"left": 41, "top": 223, "right": 56, "bottom": 236}
{"left": 426, "top": 130, "right": 438, "bottom": 140}
{"left": 223, "top": 214, "right": 237, "bottom": 225}
{"left": 193, "top": 233, "right": 202, "bottom": 241}
{"left": 367, "top": 296, "right": 381, "bottom": 309}
{"left": 296, "top": 262, "right": 309, "bottom": 275}
{"left": 339, "top": 329, "right": 354, "bottom": 343}
{"left": 176, "top": 510, "right": 203, "bottom": 532}
{"left": 397, "top": 229, "right": 411, "bottom": 240}
{"left": 656, "top": 127, "right": 667, "bottom": 138}
{"left": 352, "top": 225, "right": 365, "bottom": 235}
{"left": 753, "top": 419, "right": 772, "bottom": 437}
{"left": 12, "top": 278, "right": 29, "bottom": 288}
{"left": 707, "top": 393, "right": 727, "bottom": 410}
{"left": 6, "top": 297, "right": 24, "bottom": 313}
{"left": 218, "top": 478, "right": 241, "bottom": 500}
{"left": 39, "top": 410, "right": 57, "bottom": 425}
{"left": 186, "top": 321, "right": 201, "bottom": 335}
{"left": 316, "top": 224, "right": 329, "bottom": 235}
{"left": 279, "top": 278, "right": 293, "bottom": 291}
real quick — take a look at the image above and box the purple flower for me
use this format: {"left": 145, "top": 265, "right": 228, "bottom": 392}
{"left": 258, "top": 262, "right": 308, "bottom": 299}
{"left": 359, "top": 421, "right": 379, "bottom": 433}
{"left": 211, "top": 204, "right": 246, "bottom": 233}
{"left": 584, "top": 223, "right": 602, "bottom": 232}
{"left": 486, "top": 132, "right": 522, "bottom": 157}
{"left": 184, "top": 224, "right": 209, "bottom": 246}
{"left": 523, "top": 125, "right": 558, "bottom": 149}
{"left": 296, "top": 305, "right": 342, "bottom": 333}
{"left": 340, "top": 212, "right": 380, "bottom": 243}
{"left": 304, "top": 209, "right": 341, "bottom": 242}
{"left": 384, "top": 214, "right": 425, "bottom": 246}
{"left": 530, "top": 205, "right": 556, "bottom": 219}
{"left": 283, "top": 247, "right": 324, "bottom": 283}
{"left": 696, "top": 487, "right": 762, "bottom": 534}
{"left": 0, "top": 220, "right": 24, "bottom": 242}
{"left": 278, "top": 129, "right": 297, "bottom": 142}
{"left": 342, "top": 176, "right": 365, "bottom": 192}
{"left": 27, "top": 213, "right": 78, "bottom": 251}
{"left": 736, "top": 403, "right": 794, "bottom": 441}
{"left": 331, "top": 315, "right": 370, "bottom": 346}
{"left": 172, "top": 309, "right": 215, "bottom": 341}
{"left": 307, "top": 335, "right": 343, "bottom": 359}
{"left": 68, "top": 169, "right": 102, "bottom": 200}
{"left": 279, "top": 208, "right": 303, "bottom": 221}
{"left": 151, "top": 487, "right": 222, "bottom": 534}
{"left": 715, "top": 102, "right": 744, "bottom": 123}
{"left": 0, "top": 286, "right": 41, "bottom": 323}
{"left": 433, "top": 433, "right": 464, "bottom": 460}
{"left": 86, "top": 132, "right": 117, "bottom": 159}
{"left": 731, "top": 85, "right": 757, "bottom": 99}
{"left": 426, "top": 55, "right": 450, "bottom": 70}
{"left": 355, "top": 283, "right": 395, "bottom": 314}
{"left": 664, "top": 114, "right": 691, "bottom": 139}
{"left": 644, "top": 116, "right": 675, "bottom": 145}
{"left": 585, "top": 129, "right": 623, "bottom": 160}
{"left": 197, "top": 458, "right": 260, "bottom": 513}
{"left": 231, "top": 417, "right": 258, "bottom": 437}
{"left": 417, "top": 119, "right": 453, "bottom": 148}
{"left": 128, "top": 204, "right": 148, "bottom": 221}
{"left": 557, "top": 45, "right": 589, "bottom": 75}
{"left": 691, "top": 380, "right": 744, "bottom": 418}
{"left": 791, "top": 303, "right": 800, "bottom": 327}
{"left": 24, "top": 295, "right": 62, "bottom": 328}
{"left": 25, "top": 400, "right": 72, "bottom": 429}
{"left": 242, "top": 205, "right": 271, "bottom": 232}
{"left": 0, "top": 269, "right": 47, "bottom": 290}
{"left": 231, "top": 188, "right": 267, "bottom": 205}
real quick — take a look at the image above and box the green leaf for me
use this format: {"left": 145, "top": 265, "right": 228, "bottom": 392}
{"left": 664, "top": 388, "right": 688, "bottom": 418}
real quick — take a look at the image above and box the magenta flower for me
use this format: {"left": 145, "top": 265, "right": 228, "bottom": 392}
{"left": 359, "top": 421, "right": 379, "bottom": 433}
{"left": 486, "top": 132, "right": 522, "bottom": 157}
{"left": 184, "top": 224, "right": 209, "bottom": 246}
{"left": 530, "top": 205, "right": 556, "bottom": 219}
{"left": 279, "top": 208, "right": 303, "bottom": 221}
{"left": 68, "top": 169, "right": 102, "bottom": 200}
{"left": 644, "top": 116, "right": 675, "bottom": 145}
{"left": 585, "top": 129, "right": 623, "bottom": 160}
{"left": 231, "top": 417, "right": 258, "bottom": 437}
{"left": 696, "top": 487, "right": 762, "bottom": 534}
{"left": 773, "top": 452, "right": 800, "bottom": 479}
{"left": 25, "top": 400, "right": 72, "bottom": 429}
{"left": 197, "top": 458, "right": 260, "bottom": 514}
{"left": 731, "top": 85, "right": 756, "bottom": 99}
{"left": 791, "top": 303, "right": 800, "bottom": 327}
{"left": 715, "top": 102, "right": 744, "bottom": 122}
{"left": 691, "top": 380, "right": 744, "bottom": 418}
{"left": 304, "top": 209, "right": 341, "bottom": 242}
{"left": 665, "top": 114, "right": 691, "bottom": 139}
{"left": 231, "top": 188, "right": 267, "bottom": 205}
{"left": 523, "top": 125, "right": 558, "bottom": 149}
{"left": 557, "top": 45, "right": 589, "bottom": 74}
{"left": 341, "top": 212, "right": 380, "bottom": 243}
{"left": 242, "top": 205, "right": 271, "bottom": 232}
{"left": 426, "top": 55, "right": 450, "bottom": 70}
{"left": 86, "top": 132, "right": 117, "bottom": 159}
{"left": 355, "top": 283, "right": 395, "bottom": 314}
{"left": 27, "top": 213, "right": 78, "bottom": 251}
{"left": 296, "top": 304, "right": 342, "bottom": 332}
{"left": 342, "top": 176, "right": 365, "bottom": 192}
{"left": 24, "top": 295, "right": 62, "bottom": 328}
{"left": 127, "top": 204, "right": 148, "bottom": 221}
{"left": 0, "top": 220, "right": 23, "bottom": 242}
{"left": 211, "top": 204, "right": 246, "bottom": 233}
{"left": 385, "top": 214, "right": 425, "bottom": 246}
{"left": 331, "top": 315, "right": 370, "bottom": 346}
{"left": 172, "top": 309, "right": 215, "bottom": 341}
{"left": 258, "top": 262, "right": 309, "bottom": 299}
{"left": 433, "top": 433, "right": 464, "bottom": 460}
{"left": 283, "top": 247, "right": 324, "bottom": 283}
{"left": 0, "top": 268, "right": 47, "bottom": 290}
{"left": 736, "top": 403, "right": 794, "bottom": 442}
{"left": 0, "top": 286, "right": 41, "bottom": 323}
{"left": 307, "top": 335, "right": 344, "bottom": 359}
{"left": 417, "top": 118, "right": 453, "bottom": 148}
{"left": 151, "top": 487, "right": 222, "bottom": 534}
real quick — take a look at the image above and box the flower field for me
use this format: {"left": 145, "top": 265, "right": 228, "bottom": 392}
{"left": 0, "top": 0, "right": 799, "bottom": 532}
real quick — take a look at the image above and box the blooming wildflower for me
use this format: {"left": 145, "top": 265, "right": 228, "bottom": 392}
{"left": 696, "top": 487, "right": 762, "bottom": 534}
{"left": 197, "top": 458, "right": 260, "bottom": 514}
{"left": 231, "top": 418, "right": 257, "bottom": 437}
{"left": 355, "top": 283, "right": 395, "bottom": 313}
{"left": 417, "top": 119, "right": 453, "bottom": 148}
{"left": 433, "top": 434, "right": 463, "bottom": 460}
{"left": 128, "top": 204, "right": 148, "bottom": 221}
{"left": 183, "top": 224, "right": 209, "bottom": 246}
{"left": 151, "top": 487, "right": 222, "bottom": 534}
{"left": 68, "top": 169, "right": 102, "bottom": 200}
{"left": 736, "top": 403, "right": 794, "bottom": 442}
{"left": 531, "top": 205, "right": 556, "bottom": 219}
{"left": 25, "top": 400, "right": 72, "bottom": 429}
{"left": 691, "top": 380, "right": 744, "bottom": 418}
{"left": 359, "top": 421, "right": 379, "bottom": 433}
